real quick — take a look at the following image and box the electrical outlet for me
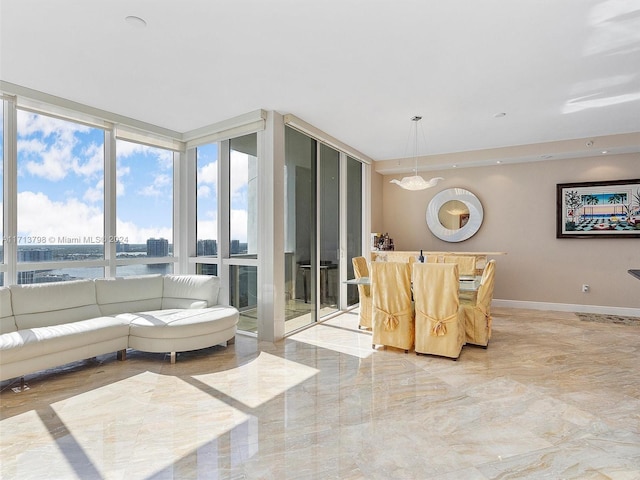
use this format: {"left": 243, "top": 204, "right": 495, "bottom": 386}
{"left": 582, "top": 284, "right": 590, "bottom": 293}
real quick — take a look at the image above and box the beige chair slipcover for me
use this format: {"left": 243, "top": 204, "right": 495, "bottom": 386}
{"left": 413, "top": 263, "right": 465, "bottom": 359}
{"left": 407, "top": 256, "right": 416, "bottom": 279}
{"left": 461, "top": 259, "right": 496, "bottom": 347}
{"left": 371, "top": 262, "right": 414, "bottom": 352}
{"left": 443, "top": 255, "right": 477, "bottom": 276}
{"left": 352, "top": 257, "right": 372, "bottom": 329}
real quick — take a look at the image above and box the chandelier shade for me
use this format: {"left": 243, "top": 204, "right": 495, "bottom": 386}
{"left": 390, "top": 175, "right": 443, "bottom": 190}
{"left": 391, "top": 116, "right": 443, "bottom": 191}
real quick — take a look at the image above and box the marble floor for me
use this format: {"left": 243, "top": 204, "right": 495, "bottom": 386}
{"left": 1, "top": 307, "right": 639, "bottom": 479}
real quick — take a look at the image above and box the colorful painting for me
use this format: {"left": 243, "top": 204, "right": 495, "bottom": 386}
{"left": 557, "top": 179, "right": 640, "bottom": 238}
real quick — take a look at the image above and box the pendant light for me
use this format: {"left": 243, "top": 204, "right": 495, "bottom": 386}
{"left": 390, "top": 116, "right": 443, "bottom": 191}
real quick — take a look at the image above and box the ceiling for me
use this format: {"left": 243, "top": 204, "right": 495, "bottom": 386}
{"left": 1, "top": 0, "right": 639, "bottom": 171}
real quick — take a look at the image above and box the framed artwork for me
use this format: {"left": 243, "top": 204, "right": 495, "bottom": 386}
{"left": 557, "top": 179, "right": 640, "bottom": 238}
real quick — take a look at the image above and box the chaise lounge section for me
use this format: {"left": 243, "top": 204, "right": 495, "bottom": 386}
{"left": 0, "top": 274, "right": 239, "bottom": 382}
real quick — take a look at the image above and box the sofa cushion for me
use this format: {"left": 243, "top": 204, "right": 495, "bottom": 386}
{"left": 96, "top": 275, "right": 163, "bottom": 315}
{"left": 162, "top": 274, "right": 219, "bottom": 309}
{"left": 11, "top": 280, "right": 102, "bottom": 329}
{"left": 0, "top": 287, "right": 17, "bottom": 334}
{"left": 122, "top": 307, "right": 238, "bottom": 340}
{"left": 0, "top": 316, "right": 131, "bottom": 364}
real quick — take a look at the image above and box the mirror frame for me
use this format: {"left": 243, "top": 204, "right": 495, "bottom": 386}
{"left": 426, "top": 188, "right": 483, "bottom": 242}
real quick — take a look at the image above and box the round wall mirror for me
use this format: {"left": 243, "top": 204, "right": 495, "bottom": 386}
{"left": 426, "top": 188, "right": 483, "bottom": 242}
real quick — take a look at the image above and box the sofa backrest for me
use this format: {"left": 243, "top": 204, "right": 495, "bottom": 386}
{"left": 162, "top": 274, "right": 220, "bottom": 309}
{"left": 0, "top": 286, "right": 17, "bottom": 334}
{"left": 95, "top": 275, "right": 163, "bottom": 315}
{"left": 11, "top": 279, "right": 102, "bottom": 329}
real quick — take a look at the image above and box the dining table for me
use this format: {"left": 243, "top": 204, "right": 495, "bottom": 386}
{"left": 345, "top": 275, "right": 482, "bottom": 292}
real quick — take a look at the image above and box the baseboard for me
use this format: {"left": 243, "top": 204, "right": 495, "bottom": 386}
{"left": 492, "top": 299, "right": 640, "bottom": 318}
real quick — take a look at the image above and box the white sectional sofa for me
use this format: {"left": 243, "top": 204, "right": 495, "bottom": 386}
{"left": 0, "top": 274, "right": 239, "bottom": 382}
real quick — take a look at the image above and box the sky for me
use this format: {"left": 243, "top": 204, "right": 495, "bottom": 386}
{"left": 197, "top": 142, "right": 253, "bottom": 244}
{"left": 14, "top": 110, "right": 173, "bottom": 245}
{"left": 2, "top": 109, "right": 252, "bottom": 248}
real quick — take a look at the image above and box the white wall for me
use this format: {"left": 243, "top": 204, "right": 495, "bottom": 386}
{"left": 375, "top": 153, "right": 640, "bottom": 312}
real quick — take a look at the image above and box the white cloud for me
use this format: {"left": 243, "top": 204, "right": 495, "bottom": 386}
{"left": 116, "top": 140, "right": 173, "bottom": 167}
{"left": 17, "top": 191, "right": 103, "bottom": 242}
{"left": 197, "top": 185, "right": 211, "bottom": 198}
{"left": 116, "top": 219, "right": 172, "bottom": 245}
{"left": 16, "top": 187, "right": 172, "bottom": 244}
{"left": 198, "top": 161, "right": 218, "bottom": 185}
{"left": 230, "top": 151, "right": 249, "bottom": 197}
{"left": 17, "top": 111, "right": 99, "bottom": 182}
{"left": 84, "top": 178, "right": 103, "bottom": 203}
{"left": 116, "top": 165, "right": 130, "bottom": 197}
{"left": 196, "top": 219, "right": 217, "bottom": 241}
{"left": 140, "top": 173, "right": 172, "bottom": 197}
{"left": 74, "top": 142, "right": 103, "bottom": 178}
{"left": 17, "top": 110, "right": 89, "bottom": 138}
{"left": 229, "top": 208, "right": 247, "bottom": 242}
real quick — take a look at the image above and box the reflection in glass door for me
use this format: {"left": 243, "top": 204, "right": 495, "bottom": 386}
{"left": 284, "top": 127, "right": 317, "bottom": 332}
{"left": 346, "top": 156, "right": 363, "bottom": 307}
{"left": 319, "top": 144, "right": 340, "bottom": 317}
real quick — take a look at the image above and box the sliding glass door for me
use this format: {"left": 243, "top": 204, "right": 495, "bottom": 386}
{"left": 284, "top": 127, "right": 317, "bottom": 331}
{"left": 284, "top": 126, "right": 364, "bottom": 332}
{"left": 319, "top": 144, "right": 340, "bottom": 317}
{"left": 346, "top": 156, "right": 363, "bottom": 307}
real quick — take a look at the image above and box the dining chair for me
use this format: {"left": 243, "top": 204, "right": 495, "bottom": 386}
{"left": 425, "top": 254, "right": 441, "bottom": 263}
{"left": 407, "top": 256, "right": 416, "bottom": 278}
{"left": 443, "top": 255, "right": 477, "bottom": 276}
{"left": 352, "top": 256, "right": 372, "bottom": 329}
{"left": 371, "top": 262, "right": 414, "bottom": 353}
{"left": 461, "top": 259, "right": 496, "bottom": 347}
{"left": 413, "top": 263, "right": 465, "bottom": 359}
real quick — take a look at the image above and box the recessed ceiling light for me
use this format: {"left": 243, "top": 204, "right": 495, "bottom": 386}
{"left": 496, "top": 160, "right": 502, "bottom": 164}
{"left": 452, "top": 164, "right": 457, "bottom": 168}
{"left": 540, "top": 154, "right": 553, "bottom": 159}
{"left": 125, "top": 15, "right": 147, "bottom": 28}
{"left": 493, "top": 112, "right": 507, "bottom": 118}
{"left": 601, "top": 150, "right": 608, "bottom": 154}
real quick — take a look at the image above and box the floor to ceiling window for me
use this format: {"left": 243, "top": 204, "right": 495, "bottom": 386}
{"left": 228, "top": 134, "right": 258, "bottom": 333}
{"left": 16, "top": 110, "right": 105, "bottom": 284}
{"left": 195, "top": 142, "right": 219, "bottom": 276}
{"left": 2, "top": 97, "right": 368, "bottom": 341}
{"left": 115, "top": 140, "right": 175, "bottom": 276}
{"left": 192, "top": 133, "right": 261, "bottom": 335}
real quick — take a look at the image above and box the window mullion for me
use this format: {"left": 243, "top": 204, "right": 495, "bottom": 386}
{"left": 104, "top": 127, "right": 117, "bottom": 278}
{"left": 3, "top": 97, "right": 18, "bottom": 285}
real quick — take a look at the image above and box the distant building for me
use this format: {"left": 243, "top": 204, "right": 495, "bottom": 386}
{"left": 116, "top": 242, "right": 130, "bottom": 253}
{"left": 230, "top": 240, "right": 248, "bottom": 255}
{"left": 147, "top": 238, "right": 169, "bottom": 257}
{"left": 18, "top": 248, "right": 53, "bottom": 262}
{"left": 197, "top": 239, "right": 217, "bottom": 256}
{"left": 17, "top": 271, "right": 34, "bottom": 284}
{"left": 198, "top": 264, "right": 217, "bottom": 276}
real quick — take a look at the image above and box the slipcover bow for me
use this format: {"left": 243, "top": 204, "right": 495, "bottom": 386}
{"left": 416, "top": 309, "right": 459, "bottom": 336}
{"left": 375, "top": 306, "right": 412, "bottom": 331}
